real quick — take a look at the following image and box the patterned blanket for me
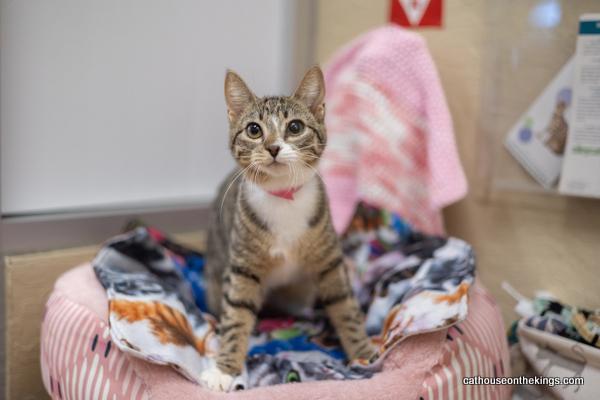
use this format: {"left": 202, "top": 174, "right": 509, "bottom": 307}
{"left": 93, "top": 203, "right": 475, "bottom": 389}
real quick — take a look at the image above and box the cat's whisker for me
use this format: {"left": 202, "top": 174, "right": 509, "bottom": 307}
{"left": 300, "top": 154, "right": 320, "bottom": 160}
{"left": 246, "top": 164, "right": 254, "bottom": 183}
{"left": 292, "top": 163, "right": 299, "bottom": 189}
{"left": 299, "top": 159, "right": 325, "bottom": 183}
{"left": 286, "top": 162, "right": 293, "bottom": 188}
{"left": 289, "top": 162, "right": 296, "bottom": 188}
{"left": 252, "top": 163, "right": 260, "bottom": 192}
{"left": 298, "top": 162, "right": 306, "bottom": 187}
{"left": 297, "top": 164, "right": 302, "bottom": 188}
{"left": 219, "top": 163, "right": 254, "bottom": 219}
{"left": 295, "top": 143, "right": 326, "bottom": 151}
{"left": 245, "top": 164, "right": 258, "bottom": 196}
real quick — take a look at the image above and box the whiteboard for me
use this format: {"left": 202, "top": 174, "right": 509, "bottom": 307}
{"left": 1, "top": 0, "right": 299, "bottom": 215}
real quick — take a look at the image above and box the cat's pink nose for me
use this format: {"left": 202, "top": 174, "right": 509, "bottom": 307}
{"left": 267, "top": 145, "right": 280, "bottom": 158}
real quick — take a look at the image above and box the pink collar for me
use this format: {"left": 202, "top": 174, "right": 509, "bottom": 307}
{"left": 267, "top": 186, "right": 302, "bottom": 200}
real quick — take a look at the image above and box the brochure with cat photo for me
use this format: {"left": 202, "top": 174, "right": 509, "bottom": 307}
{"left": 559, "top": 14, "right": 600, "bottom": 199}
{"left": 505, "top": 58, "right": 574, "bottom": 189}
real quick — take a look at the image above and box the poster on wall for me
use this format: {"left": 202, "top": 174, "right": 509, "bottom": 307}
{"left": 505, "top": 58, "right": 575, "bottom": 189}
{"left": 559, "top": 14, "right": 600, "bottom": 199}
{"left": 389, "top": 0, "right": 443, "bottom": 28}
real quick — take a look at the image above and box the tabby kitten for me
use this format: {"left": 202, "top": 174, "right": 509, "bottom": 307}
{"left": 201, "top": 66, "right": 375, "bottom": 391}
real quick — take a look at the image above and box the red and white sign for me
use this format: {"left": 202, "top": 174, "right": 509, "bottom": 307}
{"left": 389, "top": 0, "right": 443, "bottom": 28}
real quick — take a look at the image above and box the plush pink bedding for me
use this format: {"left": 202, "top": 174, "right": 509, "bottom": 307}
{"left": 321, "top": 26, "right": 468, "bottom": 236}
{"left": 41, "top": 264, "right": 510, "bottom": 399}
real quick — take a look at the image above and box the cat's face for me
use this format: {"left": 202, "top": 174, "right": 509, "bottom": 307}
{"left": 224, "top": 66, "right": 326, "bottom": 188}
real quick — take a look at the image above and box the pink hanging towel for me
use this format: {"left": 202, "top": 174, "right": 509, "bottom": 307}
{"left": 321, "top": 25, "right": 467, "bottom": 235}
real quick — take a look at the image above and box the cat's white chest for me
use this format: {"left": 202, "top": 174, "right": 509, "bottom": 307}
{"left": 244, "top": 179, "right": 318, "bottom": 288}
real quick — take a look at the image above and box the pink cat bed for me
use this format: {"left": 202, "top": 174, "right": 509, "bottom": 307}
{"left": 41, "top": 263, "right": 511, "bottom": 399}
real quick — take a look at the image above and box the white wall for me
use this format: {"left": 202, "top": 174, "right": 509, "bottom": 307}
{"left": 1, "top": 0, "right": 301, "bottom": 215}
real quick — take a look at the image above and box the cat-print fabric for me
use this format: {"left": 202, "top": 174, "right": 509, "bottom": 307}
{"left": 93, "top": 203, "right": 475, "bottom": 389}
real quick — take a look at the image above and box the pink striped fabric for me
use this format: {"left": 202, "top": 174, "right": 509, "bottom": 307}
{"left": 40, "top": 292, "right": 149, "bottom": 400}
{"left": 418, "top": 282, "right": 512, "bottom": 400}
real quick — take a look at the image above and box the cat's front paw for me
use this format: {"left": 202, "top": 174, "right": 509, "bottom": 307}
{"left": 353, "top": 343, "right": 379, "bottom": 364}
{"left": 200, "top": 366, "right": 234, "bottom": 392}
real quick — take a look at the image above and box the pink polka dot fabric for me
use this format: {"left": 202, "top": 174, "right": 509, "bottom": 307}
{"left": 321, "top": 25, "right": 468, "bottom": 235}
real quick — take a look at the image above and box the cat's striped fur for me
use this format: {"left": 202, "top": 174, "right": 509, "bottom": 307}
{"left": 201, "top": 67, "right": 374, "bottom": 391}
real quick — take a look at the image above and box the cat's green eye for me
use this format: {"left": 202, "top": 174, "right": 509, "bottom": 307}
{"left": 285, "top": 370, "right": 301, "bottom": 383}
{"left": 246, "top": 122, "right": 263, "bottom": 139}
{"left": 287, "top": 120, "right": 304, "bottom": 135}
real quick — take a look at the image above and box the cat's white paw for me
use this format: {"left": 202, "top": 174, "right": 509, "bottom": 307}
{"left": 200, "top": 366, "right": 234, "bottom": 392}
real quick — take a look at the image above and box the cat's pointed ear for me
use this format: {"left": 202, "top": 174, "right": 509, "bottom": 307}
{"left": 293, "top": 66, "right": 325, "bottom": 121}
{"left": 225, "top": 70, "right": 256, "bottom": 122}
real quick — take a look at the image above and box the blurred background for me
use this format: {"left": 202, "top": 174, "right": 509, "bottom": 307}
{"left": 1, "top": 0, "right": 599, "bottom": 398}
